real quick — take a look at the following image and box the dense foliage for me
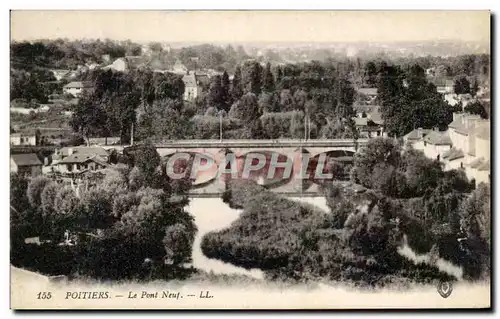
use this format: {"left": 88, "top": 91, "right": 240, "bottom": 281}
{"left": 10, "top": 146, "right": 197, "bottom": 281}
{"left": 376, "top": 64, "right": 461, "bottom": 136}
{"left": 202, "top": 139, "right": 490, "bottom": 284}
{"left": 203, "top": 180, "right": 457, "bottom": 286}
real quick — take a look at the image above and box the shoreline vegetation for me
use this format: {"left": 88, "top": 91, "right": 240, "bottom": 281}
{"left": 201, "top": 139, "right": 490, "bottom": 287}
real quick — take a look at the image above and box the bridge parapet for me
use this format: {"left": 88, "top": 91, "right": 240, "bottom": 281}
{"left": 154, "top": 139, "right": 369, "bottom": 149}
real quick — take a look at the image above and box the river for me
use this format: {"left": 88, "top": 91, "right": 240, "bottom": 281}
{"left": 185, "top": 195, "right": 465, "bottom": 282}
{"left": 184, "top": 196, "right": 329, "bottom": 279}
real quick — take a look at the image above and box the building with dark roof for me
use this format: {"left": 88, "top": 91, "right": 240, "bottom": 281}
{"left": 55, "top": 146, "right": 109, "bottom": 161}
{"left": 55, "top": 154, "right": 109, "bottom": 174}
{"left": 10, "top": 153, "right": 43, "bottom": 176}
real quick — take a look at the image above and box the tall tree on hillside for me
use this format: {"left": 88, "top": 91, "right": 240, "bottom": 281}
{"left": 228, "top": 92, "right": 260, "bottom": 124}
{"left": 133, "top": 142, "right": 161, "bottom": 188}
{"left": 221, "top": 71, "right": 231, "bottom": 111}
{"left": 242, "top": 61, "right": 263, "bottom": 95}
{"left": 453, "top": 76, "right": 471, "bottom": 95}
{"left": 231, "top": 66, "right": 244, "bottom": 102}
{"left": 70, "top": 94, "right": 107, "bottom": 146}
{"left": 262, "top": 62, "right": 275, "bottom": 93}
{"left": 377, "top": 64, "right": 456, "bottom": 136}
{"left": 334, "top": 78, "right": 355, "bottom": 118}
{"left": 207, "top": 75, "right": 224, "bottom": 109}
{"left": 364, "top": 61, "right": 378, "bottom": 87}
{"left": 464, "top": 101, "right": 488, "bottom": 119}
{"left": 275, "top": 66, "right": 284, "bottom": 90}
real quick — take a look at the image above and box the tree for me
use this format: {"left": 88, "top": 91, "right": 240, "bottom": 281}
{"left": 364, "top": 61, "right": 378, "bottom": 87}
{"left": 231, "top": 66, "right": 244, "bottom": 101}
{"left": 402, "top": 148, "right": 443, "bottom": 196}
{"left": 27, "top": 176, "right": 52, "bottom": 209}
{"left": 163, "top": 223, "right": 195, "bottom": 266}
{"left": 464, "top": 101, "right": 488, "bottom": 119}
{"left": 262, "top": 62, "right": 275, "bottom": 92}
{"left": 136, "top": 99, "right": 193, "bottom": 141}
{"left": 334, "top": 78, "right": 355, "bottom": 118}
{"left": 453, "top": 76, "right": 471, "bottom": 95}
{"left": 258, "top": 92, "right": 279, "bottom": 113}
{"left": 207, "top": 75, "right": 224, "bottom": 109}
{"left": 221, "top": 71, "right": 231, "bottom": 111}
{"left": 81, "top": 187, "right": 114, "bottom": 230}
{"left": 70, "top": 94, "right": 107, "bottom": 146}
{"left": 133, "top": 142, "right": 161, "bottom": 187}
{"left": 242, "top": 60, "right": 263, "bottom": 95}
{"left": 41, "top": 182, "right": 58, "bottom": 218}
{"left": 458, "top": 183, "right": 491, "bottom": 279}
{"left": 353, "top": 138, "right": 401, "bottom": 189}
{"left": 228, "top": 92, "right": 260, "bottom": 124}
{"left": 10, "top": 173, "right": 30, "bottom": 215}
{"left": 378, "top": 64, "right": 455, "bottom": 136}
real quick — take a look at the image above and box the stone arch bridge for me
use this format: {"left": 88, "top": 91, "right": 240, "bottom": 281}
{"left": 134, "top": 139, "right": 368, "bottom": 197}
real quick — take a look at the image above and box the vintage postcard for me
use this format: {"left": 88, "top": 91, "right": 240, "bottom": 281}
{"left": 9, "top": 10, "right": 491, "bottom": 310}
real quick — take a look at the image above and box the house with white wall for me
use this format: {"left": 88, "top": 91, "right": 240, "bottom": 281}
{"left": 404, "top": 112, "right": 490, "bottom": 185}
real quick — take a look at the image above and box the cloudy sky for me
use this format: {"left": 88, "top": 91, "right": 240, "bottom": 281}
{"left": 11, "top": 11, "right": 490, "bottom": 43}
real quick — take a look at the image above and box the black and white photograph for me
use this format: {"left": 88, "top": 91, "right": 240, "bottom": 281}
{"left": 8, "top": 10, "right": 491, "bottom": 310}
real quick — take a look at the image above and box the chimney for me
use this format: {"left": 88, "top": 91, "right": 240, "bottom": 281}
{"left": 68, "top": 148, "right": 73, "bottom": 156}
{"left": 452, "top": 112, "right": 461, "bottom": 122}
{"left": 417, "top": 127, "right": 423, "bottom": 138}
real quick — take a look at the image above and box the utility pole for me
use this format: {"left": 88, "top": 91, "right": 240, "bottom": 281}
{"left": 304, "top": 114, "right": 308, "bottom": 140}
{"left": 130, "top": 123, "right": 134, "bottom": 146}
{"left": 219, "top": 111, "right": 223, "bottom": 142}
{"left": 307, "top": 115, "right": 310, "bottom": 141}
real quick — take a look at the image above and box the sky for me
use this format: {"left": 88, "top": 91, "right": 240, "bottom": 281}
{"left": 10, "top": 11, "right": 491, "bottom": 44}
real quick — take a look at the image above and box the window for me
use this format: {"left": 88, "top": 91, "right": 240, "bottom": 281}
{"left": 460, "top": 162, "right": 463, "bottom": 169}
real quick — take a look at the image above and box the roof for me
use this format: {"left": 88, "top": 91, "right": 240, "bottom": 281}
{"left": 352, "top": 117, "right": 368, "bottom": 126}
{"left": 368, "top": 108, "right": 384, "bottom": 125}
{"left": 57, "top": 146, "right": 109, "bottom": 158}
{"left": 475, "top": 122, "right": 490, "bottom": 140}
{"left": 423, "top": 130, "right": 452, "bottom": 145}
{"left": 477, "top": 160, "right": 490, "bottom": 171}
{"left": 404, "top": 128, "right": 432, "bottom": 141}
{"left": 442, "top": 148, "right": 464, "bottom": 161}
{"left": 468, "top": 157, "right": 485, "bottom": 169}
{"left": 449, "top": 113, "right": 484, "bottom": 136}
{"left": 353, "top": 104, "right": 380, "bottom": 114}
{"left": 51, "top": 69, "right": 70, "bottom": 75}
{"left": 356, "top": 88, "right": 378, "bottom": 96}
{"left": 125, "top": 56, "right": 146, "bottom": 68}
{"left": 60, "top": 154, "right": 108, "bottom": 165}
{"left": 182, "top": 74, "right": 197, "bottom": 87}
{"left": 64, "top": 81, "right": 93, "bottom": 89}
{"left": 11, "top": 132, "right": 36, "bottom": 137}
{"left": 11, "top": 153, "right": 42, "bottom": 167}
{"left": 195, "top": 74, "right": 210, "bottom": 85}
{"left": 448, "top": 118, "right": 468, "bottom": 135}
